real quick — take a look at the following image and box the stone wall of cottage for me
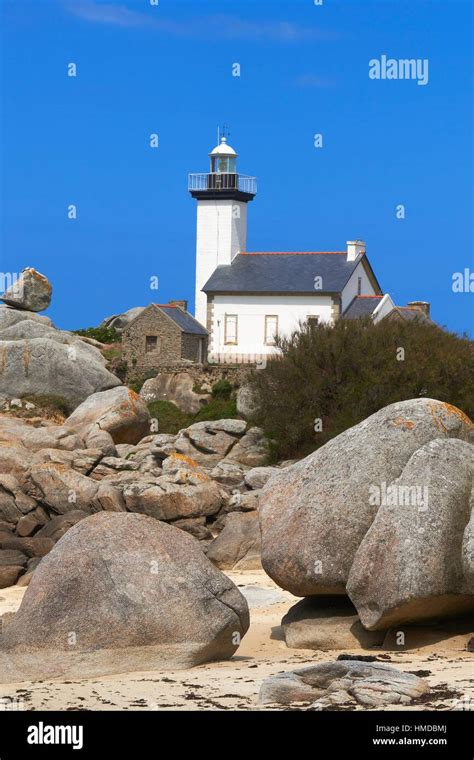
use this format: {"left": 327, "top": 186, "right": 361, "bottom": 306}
{"left": 181, "top": 333, "right": 208, "bottom": 363}
{"left": 122, "top": 307, "right": 182, "bottom": 371}
{"left": 141, "top": 363, "right": 254, "bottom": 388}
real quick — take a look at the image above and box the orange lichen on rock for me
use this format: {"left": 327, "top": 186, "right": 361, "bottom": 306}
{"left": 34, "top": 461, "right": 69, "bottom": 474}
{"left": 427, "top": 400, "right": 473, "bottom": 434}
{"left": 168, "top": 452, "right": 199, "bottom": 469}
{"left": 390, "top": 416, "right": 415, "bottom": 430}
{"left": 191, "top": 471, "right": 211, "bottom": 483}
{"left": 24, "top": 267, "right": 50, "bottom": 285}
{"left": 439, "top": 401, "right": 473, "bottom": 428}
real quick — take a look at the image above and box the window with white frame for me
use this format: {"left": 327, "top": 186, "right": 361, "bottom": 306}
{"left": 224, "top": 314, "right": 238, "bottom": 344}
{"left": 264, "top": 315, "right": 278, "bottom": 345}
{"left": 307, "top": 315, "right": 319, "bottom": 329}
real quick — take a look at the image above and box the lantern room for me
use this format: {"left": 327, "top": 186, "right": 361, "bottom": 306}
{"left": 209, "top": 137, "right": 237, "bottom": 174}
{"left": 188, "top": 135, "right": 257, "bottom": 198}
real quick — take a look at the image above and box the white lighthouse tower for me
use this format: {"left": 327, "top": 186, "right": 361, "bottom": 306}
{"left": 189, "top": 136, "right": 257, "bottom": 328}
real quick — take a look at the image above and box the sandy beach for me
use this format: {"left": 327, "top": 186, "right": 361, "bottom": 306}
{"left": 1, "top": 571, "right": 472, "bottom": 712}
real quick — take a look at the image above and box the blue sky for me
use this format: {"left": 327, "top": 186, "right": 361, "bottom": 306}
{"left": 1, "top": 0, "right": 472, "bottom": 334}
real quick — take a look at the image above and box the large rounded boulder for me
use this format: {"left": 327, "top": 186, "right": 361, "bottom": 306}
{"left": 347, "top": 438, "right": 474, "bottom": 629}
{"left": 100, "top": 306, "right": 146, "bottom": 332}
{"left": 65, "top": 386, "right": 151, "bottom": 444}
{"left": 140, "top": 372, "right": 211, "bottom": 414}
{"left": 0, "top": 512, "right": 250, "bottom": 681}
{"left": 0, "top": 338, "right": 121, "bottom": 408}
{"left": 259, "top": 398, "right": 473, "bottom": 597}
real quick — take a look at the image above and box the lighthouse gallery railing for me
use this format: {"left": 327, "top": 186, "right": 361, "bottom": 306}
{"left": 188, "top": 173, "right": 257, "bottom": 195}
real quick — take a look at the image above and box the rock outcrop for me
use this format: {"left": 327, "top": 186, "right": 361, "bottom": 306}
{"left": 1, "top": 394, "right": 471, "bottom": 632}
{"left": 347, "top": 438, "right": 474, "bottom": 629}
{"left": 100, "top": 306, "right": 146, "bottom": 333}
{"left": 244, "top": 466, "right": 279, "bottom": 490}
{"left": 141, "top": 372, "right": 210, "bottom": 414}
{"left": 0, "top": 512, "right": 250, "bottom": 680}
{"left": 206, "top": 511, "right": 261, "bottom": 570}
{"left": 236, "top": 384, "right": 259, "bottom": 419}
{"left": 0, "top": 270, "right": 123, "bottom": 408}
{"left": 281, "top": 597, "right": 385, "bottom": 650}
{"left": 65, "top": 387, "right": 151, "bottom": 445}
{"left": 259, "top": 660, "right": 430, "bottom": 707}
{"left": 1, "top": 268, "right": 52, "bottom": 312}
{"left": 0, "top": 306, "right": 53, "bottom": 330}
{"left": 259, "top": 399, "right": 472, "bottom": 597}
{"left": 0, "top": 411, "right": 272, "bottom": 585}
{"left": 174, "top": 419, "right": 247, "bottom": 466}
{"left": 224, "top": 426, "right": 270, "bottom": 467}
{"left": 0, "top": 337, "right": 121, "bottom": 408}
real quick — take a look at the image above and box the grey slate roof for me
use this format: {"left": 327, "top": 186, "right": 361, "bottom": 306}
{"left": 203, "top": 253, "right": 363, "bottom": 294}
{"left": 159, "top": 306, "right": 208, "bottom": 335}
{"left": 342, "top": 296, "right": 383, "bottom": 319}
{"left": 385, "top": 307, "right": 435, "bottom": 325}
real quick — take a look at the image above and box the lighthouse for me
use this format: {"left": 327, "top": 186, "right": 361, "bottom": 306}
{"left": 188, "top": 136, "right": 257, "bottom": 328}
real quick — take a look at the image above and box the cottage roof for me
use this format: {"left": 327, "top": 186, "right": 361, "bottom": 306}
{"left": 342, "top": 295, "right": 384, "bottom": 319}
{"left": 123, "top": 304, "right": 208, "bottom": 336}
{"left": 386, "top": 306, "right": 435, "bottom": 325}
{"left": 158, "top": 305, "right": 208, "bottom": 335}
{"left": 203, "top": 252, "right": 371, "bottom": 294}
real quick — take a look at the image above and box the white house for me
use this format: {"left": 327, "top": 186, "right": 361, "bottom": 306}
{"left": 189, "top": 138, "right": 428, "bottom": 363}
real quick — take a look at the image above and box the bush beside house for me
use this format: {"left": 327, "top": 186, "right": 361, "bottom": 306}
{"left": 247, "top": 317, "right": 474, "bottom": 460}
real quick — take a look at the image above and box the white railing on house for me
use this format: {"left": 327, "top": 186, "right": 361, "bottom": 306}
{"left": 188, "top": 173, "right": 257, "bottom": 195}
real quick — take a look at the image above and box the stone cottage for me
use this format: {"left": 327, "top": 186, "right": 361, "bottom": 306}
{"left": 122, "top": 302, "right": 208, "bottom": 372}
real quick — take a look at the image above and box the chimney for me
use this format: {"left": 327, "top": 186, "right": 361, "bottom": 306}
{"left": 407, "top": 301, "right": 430, "bottom": 317}
{"left": 346, "top": 240, "right": 366, "bottom": 262}
{"left": 168, "top": 299, "right": 188, "bottom": 312}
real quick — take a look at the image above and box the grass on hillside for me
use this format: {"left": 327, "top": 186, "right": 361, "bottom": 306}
{"left": 2, "top": 394, "right": 71, "bottom": 424}
{"left": 147, "top": 398, "right": 238, "bottom": 435}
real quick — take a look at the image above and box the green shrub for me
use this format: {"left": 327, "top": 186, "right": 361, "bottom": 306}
{"left": 73, "top": 326, "right": 120, "bottom": 344}
{"left": 127, "top": 370, "right": 156, "bottom": 394}
{"left": 194, "top": 398, "right": 237, "bottom": 421}
{"left": 248, "top": 317, "right": 474, "bottom": 460}
{"left": 111, "top": 359, "right": 128, "bottom": 382}
{"left": 102, "top": 347, "right": 123, "bottom": 362}
{"left": 147, "top": 397, "right": 239, "bottom": 434}
{"left": 147, "top": 401, "right": 193, "bottom": 435}
{"left": 20, "top": 394, "right": 72, "bottom": 416}
{"left": 192, "top": 381, "right": 209, "bottom": 395}
{"left": 211, "top": 378, "right": 233, "bottom": 399}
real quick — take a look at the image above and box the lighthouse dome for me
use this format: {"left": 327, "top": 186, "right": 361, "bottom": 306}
{"left": 209, "top": 137, "right": 237, "bottom": 157}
